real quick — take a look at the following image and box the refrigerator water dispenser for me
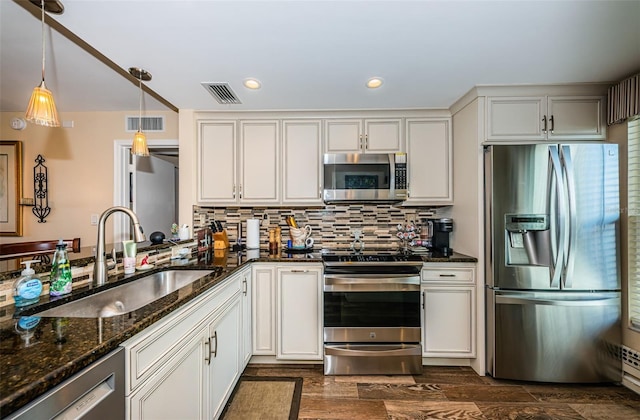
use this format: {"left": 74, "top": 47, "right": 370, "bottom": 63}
{"left": 505, "top": 214, "right": 552, "bottom": 267}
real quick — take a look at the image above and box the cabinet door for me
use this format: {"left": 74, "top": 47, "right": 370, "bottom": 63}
{"left": 240, "top": 269, "right": 252, "bottom": 367}
{"left": 282, "top": 120, "right": 323, "bottom": 204}
{"left": 324, "top": 119, "right": 362, "bottom": 153}
{"left": 276, "top": 266, "right": 323, "bottom": 360}
{"left": 252, "top": 265, "right": 276, "bottom": 355}
{"left": 239, "top": 120, "right": 280, "bottom": 204}
{"left": 364, "top": 119, "right": 402, "bottom": 153}
{"left": 198, "top": 121, "right": 237, "bottom": 204}
{"left": 405, "top": 119, "right": 453, "bottom": 204}
{"left": 128, "top": 328, "right": 206, "bottom": 420}
{"left": 422, "top": 286, "right": 475, "bottom": 358}
{"left": 547, "top": 96, "right": 605, "bottom": 140}
{"left": 487, "top": 97, "right": 546, "bottom": 141}
{"left": 207, "top": 298, "right": 241, "bottom": 419}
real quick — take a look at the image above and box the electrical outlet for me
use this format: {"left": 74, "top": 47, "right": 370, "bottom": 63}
{"left": 262, "top": 213, "right": 269, "bottom": 225}
{"left": 91, "top": 214, "right": 98, "bottom": 225}
{"left": 19, "top": 197, "right": 34, "bottom": 206}
{"left": 199, "top": 214, "right": 206, "bottom": 226}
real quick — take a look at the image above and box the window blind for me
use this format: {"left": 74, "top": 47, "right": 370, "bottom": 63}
{"left": 628, "top": 117, "right": 640, "bottom": 327}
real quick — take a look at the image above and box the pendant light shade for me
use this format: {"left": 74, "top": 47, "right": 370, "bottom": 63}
{"left": 129, "top": 67, "right": 151, "bottom": 157}
{"left": 131, "top": 130, "right": 149, "bottom": 156}
{"left": 25, "top": 1, "right": 60, "bottom": 127}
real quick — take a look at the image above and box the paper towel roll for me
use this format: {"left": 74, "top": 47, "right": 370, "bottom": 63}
{"left": 246, "top": 219, "right": 260, "bottom": 249}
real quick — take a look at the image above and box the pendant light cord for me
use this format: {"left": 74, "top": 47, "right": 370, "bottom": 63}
{"left": 138, "top": 77, "right": 143, "bottom": 131}
{"left": 40, "top": 0, "right": 46, "bottom": 83}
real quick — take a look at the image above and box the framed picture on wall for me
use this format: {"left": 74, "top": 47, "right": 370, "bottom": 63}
{"left": 0, "top": 140, "right": 23, "bottom": 236}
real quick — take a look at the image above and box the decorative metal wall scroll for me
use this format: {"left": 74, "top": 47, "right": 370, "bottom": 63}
{"left": 32, "top": 155, "right": 50, "bottom": 223}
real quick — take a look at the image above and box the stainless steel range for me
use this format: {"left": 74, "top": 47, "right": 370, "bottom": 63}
{"left": 322, "top": 251, "right": 423, "bottom": 375}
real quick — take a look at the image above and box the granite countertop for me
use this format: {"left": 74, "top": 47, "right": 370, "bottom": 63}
{"left": 0, "top": 248, "right": 476, "bottom": 416}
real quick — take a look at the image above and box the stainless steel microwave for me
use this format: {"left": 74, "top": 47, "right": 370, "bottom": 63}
{"left": 323, "top": 153, "right": 407, "bottom": 203}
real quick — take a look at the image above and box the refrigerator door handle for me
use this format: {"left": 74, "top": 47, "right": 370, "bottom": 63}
{"left": 560, "top": 145, "right": 577, "bottom": 288}
{"left": 495, "top": 295, "right": 619, "bottom": 307}
{"left": 548, "top": 145, "right": 566, "bottom": 289}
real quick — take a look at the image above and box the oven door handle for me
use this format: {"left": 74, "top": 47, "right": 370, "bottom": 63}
{"left": 324, "top": 274, "right": 420, "bottom": 286}
{"left": 324, "top": 344, "right": 422, "bottom": 357}
{"left": 323, "top": 275, "right": 421, "bottom": 292}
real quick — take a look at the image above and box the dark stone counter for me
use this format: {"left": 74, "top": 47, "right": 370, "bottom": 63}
{"left": 0, "top": 248, "right": 475, "bottom": 416}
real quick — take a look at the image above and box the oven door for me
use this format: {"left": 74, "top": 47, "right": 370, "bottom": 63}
{"left": 323, "top": 273, "right": 421, "bottom": 343}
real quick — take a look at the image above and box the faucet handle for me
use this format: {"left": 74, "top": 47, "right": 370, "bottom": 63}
{"left": 106, "top": 248, "right": 117, "bottom": 270}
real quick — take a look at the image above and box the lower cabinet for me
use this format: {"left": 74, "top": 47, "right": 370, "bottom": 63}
{"left": 252, "top": 263, "right": 323, "bottom": 361}
{"left": 421, "top": 264, "right": 476, "bottom": 358}
{"left": 276, "top": 265, "right": 323, "bottom": 360}
{"left": 124, "top": 272, "right": 244, "bottom": 420}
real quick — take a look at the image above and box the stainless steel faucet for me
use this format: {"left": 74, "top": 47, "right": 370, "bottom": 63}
{"left": 93, "top": 206, "right": 146, "bottom": 287}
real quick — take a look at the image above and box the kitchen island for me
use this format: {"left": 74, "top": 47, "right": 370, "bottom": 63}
{"left": 0, "top": 248, "right": 476, "bottom": 417}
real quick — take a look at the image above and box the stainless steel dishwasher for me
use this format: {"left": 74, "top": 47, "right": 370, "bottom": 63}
{"left": 5, "top": 348, "right": 125, "bottom": 420}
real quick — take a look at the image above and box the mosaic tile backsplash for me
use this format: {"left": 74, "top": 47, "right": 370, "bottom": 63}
{"left": 193, "top": 204, "right": 449, "bottom": 251}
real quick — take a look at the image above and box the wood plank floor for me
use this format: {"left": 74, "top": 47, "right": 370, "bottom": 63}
{"left": 242, "top": 364, "right": 640, "bottom": 419}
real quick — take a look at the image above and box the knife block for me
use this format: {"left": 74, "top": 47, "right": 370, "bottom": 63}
{"left": 213, "top": 231, "right": 230, "bottom": 250}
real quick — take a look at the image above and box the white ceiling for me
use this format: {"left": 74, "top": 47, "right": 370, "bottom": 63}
{"left": 2, "top": 0, "right": 639, "bottom": 114}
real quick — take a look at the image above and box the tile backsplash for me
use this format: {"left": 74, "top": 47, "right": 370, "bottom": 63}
{"left": 193, "top": 204, "right": 450, "bottom": 250}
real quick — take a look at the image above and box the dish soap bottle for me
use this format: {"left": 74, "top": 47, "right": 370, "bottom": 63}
{"left": 13, "top": 260, "right": 43, "bottom": 307}
{"left": 50, "top": 239, "right": 72, "bottom": 296}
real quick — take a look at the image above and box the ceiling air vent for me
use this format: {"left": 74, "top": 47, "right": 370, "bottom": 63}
{"left": 126, "top": 116, "right": 165, "bottom": 132}
{"left": 202, "top": 83, "right": 242, "bottom": 105}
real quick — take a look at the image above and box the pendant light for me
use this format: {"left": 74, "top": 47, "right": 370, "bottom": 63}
{"left": 129, "top": 67, "right": 151, "bottom": 157}
{"left": 25, "top": 0, "right": 60, "bottom": 127}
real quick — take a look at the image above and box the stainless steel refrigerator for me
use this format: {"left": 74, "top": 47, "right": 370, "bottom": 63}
{"left": 485, "top": 143, "right": 621, "bottom": 383}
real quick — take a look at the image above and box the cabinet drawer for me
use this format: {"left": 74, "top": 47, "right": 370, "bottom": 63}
{"left": 422, "top": 268, "right": 474, "bottom": 284}
{"left": 122, "top": 275, "right": 241, "bottom": 394}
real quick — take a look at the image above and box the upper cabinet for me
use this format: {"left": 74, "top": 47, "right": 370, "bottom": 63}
{"left": 487, "top": 95, "right": 605, "bottom": 141}
{"left": 197, "top": 120, "right": 279, "bottom": 206}
{"left": 239, "top": 120, "right": 280, "bottom": 204}
{"left": 324, "top": 118, "right": 402, "bottom": 153}
{"left": 198, "top": 121, "right": 237, "bottom": 203}
{"left": 404, "top": 118, "right": 453, "bottom": 205}
{"left": 282, "top": 120, "right": 323, "bottom": 205}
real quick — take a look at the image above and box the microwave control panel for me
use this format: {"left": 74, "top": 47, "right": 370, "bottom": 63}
{"left": 394, "top": 153, "right": 407, "bottom": 190}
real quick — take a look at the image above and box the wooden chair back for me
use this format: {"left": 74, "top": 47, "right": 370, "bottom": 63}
{"left": 0, "top": 238, "right": 81, "bottom": 261}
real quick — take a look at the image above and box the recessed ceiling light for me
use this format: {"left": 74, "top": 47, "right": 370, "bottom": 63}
{"left": 366, "top": 77, "right": 384, "bottom": 89}
{"left": 243, "top": 78, "right": 261, "bottom": 89}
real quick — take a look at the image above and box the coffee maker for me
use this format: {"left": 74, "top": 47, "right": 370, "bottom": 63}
{"left": 423, "top": 218, "right": 453, "bottom": 256}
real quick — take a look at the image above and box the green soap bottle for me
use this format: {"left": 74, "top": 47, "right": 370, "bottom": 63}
{"left": 50, "top": 239, "right": 72, "bottom": 296}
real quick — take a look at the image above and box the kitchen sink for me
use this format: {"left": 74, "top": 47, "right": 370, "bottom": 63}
{"left": 33, "top": 269, "right": 215, "bottom": 318}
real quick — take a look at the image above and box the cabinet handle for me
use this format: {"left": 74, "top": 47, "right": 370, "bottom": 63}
{"left": 242, "top": 278, "right": 247, "bottom": 295}
{"left": 232, "top": 184, "right": 236, "bottom": 199}
{"left": 204, "top": 337, "right": 212, "bottom": 365}
{"left": 542, "top": 115, "right": 547, "bottom": 134}
{"left": 438, "top": 274, "right": 457, "bottom": 277}
{"left": 359, "top": 134, "right": 363, "bottom": 149}
{"left": 549, "top": 115, "right": 554, "bottom": 134}
{"left": 290, "top": 269, "right": 308, "bottom": 273}
{"left": 422, "top": 291, "right": 425, "bottom": 309}
{"left": 212, "top": 331, "right": 218, "bottom": 358}
{"left": 365, "top": 134, "right": 368, "bottom": 149}
{"left": 239, "top": 185, "right": 243, "bottom": 199}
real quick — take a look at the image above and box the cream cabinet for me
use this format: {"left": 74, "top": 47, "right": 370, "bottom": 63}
{"left": 282, "top": 120, "right": 323, "bottom": 205}
{"left": 324, "top": 118, "right": 402, "bottom": 153}
{"left": 197, "top": 120, "right": 237, "bottom": 203}
{"left": 404, "top": 118, "right": 453, "bottom": 205}
{"left": 239, "top": 120, "right": 280, "bottom": 204}
{"left": 276, "top": 264, "right": 323, "bottom": 360}
{"left": 487, "top": 95, "right": 605, "bottom": 141}
{"left": 421, "top": 264, "right": 476, "bottom": 358}
{"left": 197, "top": 119, "right": 279, "bottom": 205}
{"left": 124, "top": 272, "right": 243, "bottom": 420}
{"left": 252, "top": 264, "right": 277, "bottom": 355}
{"left": 239, "top": 267, "right": 252, "bottom": 367}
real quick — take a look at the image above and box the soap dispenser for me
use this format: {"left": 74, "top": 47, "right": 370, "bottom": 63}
{"left": 13, "top": 260, "right": 43, "bottom": 307}
{"left": 50, "top": 239, "right": 73, "bottom": 296}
